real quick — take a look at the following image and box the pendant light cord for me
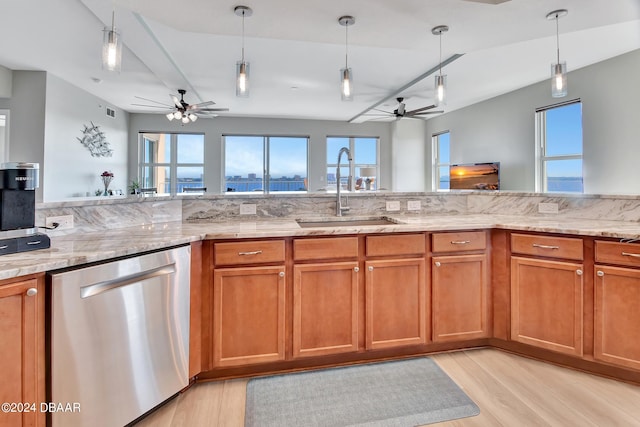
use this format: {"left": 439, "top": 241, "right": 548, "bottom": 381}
{"left": 439, "top": 31, "right": 442, "bottom": 76}
{"left": 555, "top": 14, "right": 560, "bottom": 65}
{"left": 241, "top": 11, "right": 246, "bottom": 62}
{"left": 111, "top": 10, "right": 115, "bottom": 32}
{"left": 345, "top": 23, "right": 349, "bottom": 69}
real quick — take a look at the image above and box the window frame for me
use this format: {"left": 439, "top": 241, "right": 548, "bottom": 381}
{"left": 138, "top": 132, "right": 205, "bottom": 196}
{"left": 432, "top": 130, "right": 450, "bottom": 191}
{"left": 222, "top": 134, "right": 310, "bottom": 194}
{"left": 326, "top": 136, "right": 380, "bottom": 191}
{"left": 535, "top": 99, "right": 583, "bottom": 193}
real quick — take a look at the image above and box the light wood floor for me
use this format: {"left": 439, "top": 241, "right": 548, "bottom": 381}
{"left": 134, "top": 349, "right": 640, "bottom": 426}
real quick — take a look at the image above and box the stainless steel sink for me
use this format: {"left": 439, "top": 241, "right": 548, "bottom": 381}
{"left": 296, "top": 217, "right": 397, "bottom": 228}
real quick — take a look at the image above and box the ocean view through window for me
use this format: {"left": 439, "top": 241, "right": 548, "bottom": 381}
{"left": 223, "top": 135, "right": 308, "bottom": 193}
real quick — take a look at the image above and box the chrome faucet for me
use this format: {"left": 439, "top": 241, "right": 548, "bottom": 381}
{"left": 336, "top": 147, "right": 353, "bottom": 216}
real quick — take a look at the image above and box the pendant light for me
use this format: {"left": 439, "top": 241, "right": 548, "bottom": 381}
{"left": 102, "top": 11, "right": 122, "bottom": 72}
{"left": 547, "top": 9, "right": 568, "bottom": 98}
{"left": 432, "top": 25, "right": 449, "bottom": 107}
{"left": 338, "top": 16, "right": 355, "bottom": 101}
{"left": 235, "top": 6, "right": 252, "bottom": 98}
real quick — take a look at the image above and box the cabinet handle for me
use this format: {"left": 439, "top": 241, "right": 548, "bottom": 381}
{"left": 26, "top": 240, "right": 42, "bottom": 246}
{"left": 26, "top": 288, "right": 38, "bottom": 297}
{"left": 0, "top": 245, "right": 7, "bottom": 250}
{"left": 368, "top": 266, "right": 374, "bottom": 272}
{"left": 597, "top": 271, "right": 605, "bottom": 277}
{"left": 434, "top": 261, "right": 441, "bottom": 267}
{"left": 278, "top": 271, "right": 285, "bottom": 278}
{"left": 532, "top": 243, "right": 560, "bottom": 250}
{"left": 450, "top": 240, "right": 470, "bottom": 245}
{"left": 576, "top": 269, "right": 583, "bottom": 276}
{"left": 238, "top": 250, "right": 263, "bottom": 256}
{"left": 354, "top": 267, "right": 359, "bottom": 272}
{"left": 621, "top": 252, "right": 640, "bottom": 258}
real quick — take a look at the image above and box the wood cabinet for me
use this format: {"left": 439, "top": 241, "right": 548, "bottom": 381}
{"left": 365, "top": 234, "right": 427, "bottom": 350}
{"left": 212, "top": 239, "right": 286, "bottom": 367}
{"left": 511, "top": 256, "right": 584, "bottom": 356}
{"left": 594, "top": 241, "right": 640, "bottom": 370}
{"left": 0, "top": 275, "right": 44, "bottom": 427}
{"left": 292, "top": 237, "right": 359, "bottom": 358}
{"left": 432, "top": 231, "right": 489, "bottom": 342}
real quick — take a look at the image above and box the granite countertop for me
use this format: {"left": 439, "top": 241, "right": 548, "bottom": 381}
{"left": 1, "top": 214, "right": 640, "bottom": 280}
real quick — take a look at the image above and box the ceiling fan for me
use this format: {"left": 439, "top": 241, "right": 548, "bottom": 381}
{"left": 363, "top": 97, "right": 443, "bottom": 121}
{"left": 133, "top": 89, "right": 229, "bottom": 123}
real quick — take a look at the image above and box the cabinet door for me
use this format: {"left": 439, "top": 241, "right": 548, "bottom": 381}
{"left": 0, "top": 277, "right": 43, "bottom": 427}
{"left": 432, "top": 254, "right": 489, "bottom": 342}
{"left": 213, "top": 266, "right": 286, "bottom": 367}
{"left": 595, "top": 265, "right": 640, "bottom": 370}
{"left": 365, "top": 258, "right": 427, "bottom": 350}
{"left": 511, "top": 257, "right": 583, "bottom": 356}
{"left": 293, "top": 262, "right": 359, "bottom": 358}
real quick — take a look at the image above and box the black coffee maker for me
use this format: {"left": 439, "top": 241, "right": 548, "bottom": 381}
{"left": 0, "top": 162, "right": 50, "bottom": 254}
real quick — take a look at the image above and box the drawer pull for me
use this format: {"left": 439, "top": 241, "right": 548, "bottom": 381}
{"left": 576, "top": 269, "right": 583, "bottom": 276}
{"left": 238, "top": 250, "right": 263, "bottom": 256}
{"left": 597, "top": 271, "right": 605, "bottom": 277}
{"left": 26, "top": 288, "right": 38, "bottom": 297}
{"left": 450, "top": 240, "right": 470, "bottom": 245}
{"left": 279, "top": 272, "right": 285, "bottom": 278}
{"left": 621, "top": 252, "right": 640, "bottom": 258}
{"left": 354, "top": 267, "right": 359, "bottom": 272}
{"left": 434, "top": 261, "right": 441, "bottom": 267}
{"left": 368, "top": 266, "right": 374, "bottom": 272}
{"left": 0, "top": 245, "right": 7, "bottom": 250}
{"left": 532, "top": 243, "right": 560, "bottom": 250}
{"left": 26, "top": 240, "right": 42, "bottom": 245}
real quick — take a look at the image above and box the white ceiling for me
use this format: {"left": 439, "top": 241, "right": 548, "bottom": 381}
{"left": 1, "top": 0, "right": 639, "bottom": 122}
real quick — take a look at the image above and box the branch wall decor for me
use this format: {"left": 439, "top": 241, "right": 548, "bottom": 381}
{"left": 77, "top": 121, "right": 114, "bottom": 157}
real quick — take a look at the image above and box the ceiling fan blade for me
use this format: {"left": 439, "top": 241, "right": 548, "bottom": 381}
{"left": 133, "top": 96, "right": 173, "bottom": 107}
{"left": 372, "top": 108, "right": 393, "bottom": 114}
{"left": 411, "top": 110, "right": 444, "bottom": 116}
{"left": 405, "top": 105, "right": 437, "bottom": 115}
{"left": 196, "top": 108, "right": 229, "bottom": 112}
{"left": 188, "top": 101, "right": 216, "bottom": 110}
{"left": 131, "top": 103, "right": 171, "bottom": 109}
{"left": 171, "top": 94, "right": 181, "bottom": 108}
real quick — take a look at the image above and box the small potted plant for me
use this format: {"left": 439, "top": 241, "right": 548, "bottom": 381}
{"left": 128, "top": 179, "right": 140, "bottom": 195}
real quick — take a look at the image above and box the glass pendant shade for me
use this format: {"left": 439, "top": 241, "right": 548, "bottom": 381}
{"left": 166, "top": 112, "right": 174, "bottom": 121}
{"left": 102, "top": 26, "right": 122, "bottom": 72}
{"left": 188, "top": 113, "right": 197, "bottom": 122}
{"left": 434, "top": 74, "right": 447, "bottom": 106}
{"left": 341, "top": 68, "right": 353, "bottom": 101}
{"left": 551, "top": 61, "right": 567, "bottom": 97}
{"left": 236, "top": 61, "right": 250, "bottom": 97}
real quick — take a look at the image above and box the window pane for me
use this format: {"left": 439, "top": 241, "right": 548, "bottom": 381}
{"left": 177, "top": 166, "right": 204, "bottom": 193}
{"left": 438, "top": 166, "right": 450, "bottom": 190}
{"left": 141, "top": 166, "right": 170, "bottom": 195}
{"left": 269, "top": 137, "right": 308, "bottom": 192}
{"left": 326, "top": 167, "right": 350, "bottom": 191}
{"left": 354, "top": 138, "right": 377, "bottom": 164}
{"left": 545, "top": 159, "right": 583, "bottom": 192}
{"left": 143, "top": 134, "right": 170, "bottom": 163}
{"left": 438, "top": 133, "right": 450, "bottom": 164}
{"left": 177, "top": 134, "right": 204, "bottom": 164}
{"left": 327, "top": 137, "right": 349, "bottom": 163}
{"left": 224, "top": 136, "right": 264, "bottom": 192}
{"left": 545, "top": 103, "right": 582, "bottom": 157}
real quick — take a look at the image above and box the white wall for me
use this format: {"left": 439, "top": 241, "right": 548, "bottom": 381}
{"left": 0, "top": 65, "right": 11, "bottom": 98}
{"left": 43, "top": 75, "right": 129, "bottom": 200}
{"left": 391, "top": 119, "right": 425, "bottom": 192}
{"left": 424, "top": 48, "right": 640, "bottom": 194}
{"left": 128, "top": 114, "right": 392, "bottom": 193}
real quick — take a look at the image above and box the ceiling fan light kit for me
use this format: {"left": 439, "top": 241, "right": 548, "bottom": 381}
{"left": 235, "top": 5, "right": 252, "bottom": 98}
{"left": 432, "top": 25, "right": 449, "bottom": 107}
{"left": 102, "top": 11, "right": 122, "bottom": 72}
{"left": 547, "top": 9, "right": 568, "bottom": 98}
{"left": 339, "top": 15, "right": 355, "bottom": 101}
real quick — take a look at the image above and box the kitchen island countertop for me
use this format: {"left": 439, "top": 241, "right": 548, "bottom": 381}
{"left": 1, "top": 213, "right": 640, "bottom": 280}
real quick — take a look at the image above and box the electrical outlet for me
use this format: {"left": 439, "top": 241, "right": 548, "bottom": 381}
{"left": 240, "top": 204, "right": 257, "bottom": 215}
{"left": 538, "top": 202, "right": 559, "bottom": 214}
{"left": 407, "top": 200, "right": 421, "bottom": 211}
{"left": 46, "top": 214, "right": 74, "bottom": 230}
{"left": 385, "top": 201, "right": 401, "bottom": 212}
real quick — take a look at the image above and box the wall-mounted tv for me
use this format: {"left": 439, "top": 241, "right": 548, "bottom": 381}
{"left": 449, "top": 162, "right": 500, "bottom": 190}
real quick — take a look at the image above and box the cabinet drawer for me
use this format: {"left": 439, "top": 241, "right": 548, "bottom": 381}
{"left": 511, "top": 233, "right": 583, "bottom": 261}
{"left": 366, "top": 234, "right": 425, "bottom": 257}
{"left": 294, "top": 237, "right": 358, "bottom": 261}
{"left": 214, "top": 240, "right": 285, "bottom": 266}
{"left": 595, "top": 241, "right": 640, "bottom": 267}
{"left": 432, "top": 231, "right": 486, "bottom": 253}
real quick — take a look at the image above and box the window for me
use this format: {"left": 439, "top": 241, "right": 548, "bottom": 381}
{"left": 327, "top": 137, "right": 379, "bottom": 191}
{"left": 223, "top": 135, "right": 308, "bottom": 193}
{"left": 432, "top": 131, "right": 450, "bottom": 191}
{"left": 535, "top": 101, "right": 583, "bottom": 193}
{"left": 139, "top": 133, "right": 204, "bottom": 195}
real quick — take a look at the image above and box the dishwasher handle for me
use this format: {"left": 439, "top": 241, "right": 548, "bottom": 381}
{"left": 80, "top": 263, "right": 177, "bottom": 299}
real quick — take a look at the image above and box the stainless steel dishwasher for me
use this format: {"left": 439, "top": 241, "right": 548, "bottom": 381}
{"left": 48, "top": 245, "right": 191, "bottom": 427}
